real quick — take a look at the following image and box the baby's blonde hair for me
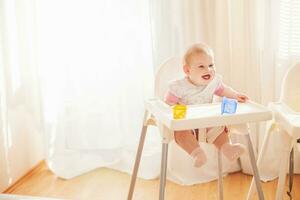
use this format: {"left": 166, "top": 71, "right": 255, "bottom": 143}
{"left": 183, "top": 43, "right": 214, "bottom": 66}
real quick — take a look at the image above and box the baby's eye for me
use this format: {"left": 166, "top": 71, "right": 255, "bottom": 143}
{"left": 198, "top": 65, "right": 205, "bottom": 68}
{"left": 209, "top": 64, "right": 214, "bottom": 68}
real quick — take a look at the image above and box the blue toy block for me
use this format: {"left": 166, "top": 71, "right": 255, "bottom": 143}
{"left": 221, "top": 97, "right": 237, "bottom": 114}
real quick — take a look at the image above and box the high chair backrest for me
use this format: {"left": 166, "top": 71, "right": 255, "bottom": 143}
{"left": 280, "top": 62, "right": 300, "bottom": 112}
{"left": 154, "top": 57, "right": 184, "bottom": 100}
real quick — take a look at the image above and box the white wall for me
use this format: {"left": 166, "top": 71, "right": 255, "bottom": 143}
{"left": 0, "top": 0, "right": 44, "bottom": 191}
{"left": 0, "top": 89, "right": 44, "bottom": 192}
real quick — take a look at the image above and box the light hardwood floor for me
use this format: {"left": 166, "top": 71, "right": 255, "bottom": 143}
{"left": 3, "top": 161, "right": 300, "bottom": 200}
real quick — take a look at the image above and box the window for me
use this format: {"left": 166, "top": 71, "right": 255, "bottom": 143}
{"left": 278, "top": 0, "right": 300, "bottom": 60}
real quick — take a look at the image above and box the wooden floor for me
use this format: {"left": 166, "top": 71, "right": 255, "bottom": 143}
{"left": 3, "top": 161, "right": 300, "bottom": 200}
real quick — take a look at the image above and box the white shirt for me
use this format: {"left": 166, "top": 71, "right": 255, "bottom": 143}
{"left": 167, "top": 74, "right": 223, "bottom": 105}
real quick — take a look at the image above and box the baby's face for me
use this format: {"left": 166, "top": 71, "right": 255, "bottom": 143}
{"left": 185, "top": 53, "right": 215, "bottom": 86}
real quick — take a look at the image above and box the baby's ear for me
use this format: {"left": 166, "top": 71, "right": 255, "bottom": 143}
{"left": 183, "top": 65, "right": 190, "bottom": 74}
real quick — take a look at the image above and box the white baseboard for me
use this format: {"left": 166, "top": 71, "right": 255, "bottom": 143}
{"left": 0, "top": 194, "right": 64, "bottom": 200}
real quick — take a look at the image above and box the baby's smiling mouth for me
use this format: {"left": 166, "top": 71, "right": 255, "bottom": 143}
{"left": 201, "top": 74, "right": 211, "bottom": 80}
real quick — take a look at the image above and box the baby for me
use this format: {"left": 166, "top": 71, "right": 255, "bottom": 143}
{"left": 165, "top": 43, "right": 248, "bottom": 168}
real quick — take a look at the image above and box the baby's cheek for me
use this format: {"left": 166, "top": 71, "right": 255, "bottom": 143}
{"left": 210, "top": 72, "right": 215, "bottom": 80}
{"left": 211, "top": 69, "right": 216, "bottom": 75}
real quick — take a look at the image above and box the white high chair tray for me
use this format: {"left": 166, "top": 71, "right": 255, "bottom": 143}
{"left": 146, "top": 99, "right": 272, "bottom": 130}
{"left": 269, "top": 102, "right": 300, "bottom": 136}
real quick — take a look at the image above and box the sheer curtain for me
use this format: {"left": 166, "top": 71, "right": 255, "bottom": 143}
{"left": 37, "top": 0, "right": 161, "bottom": 179}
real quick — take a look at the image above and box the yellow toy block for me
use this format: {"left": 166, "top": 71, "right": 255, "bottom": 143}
{"left": 172, "top": 104, "right": 187, "bottom": 119}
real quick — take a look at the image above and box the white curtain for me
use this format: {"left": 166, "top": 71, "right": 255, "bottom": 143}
{"left": 0, "top": 0, "right": 44, "bottom": 191}
{"left": 36, "top": 0, "right": 161, "bottom": 179}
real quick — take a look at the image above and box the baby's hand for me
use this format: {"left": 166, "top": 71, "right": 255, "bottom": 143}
{"left": 236, "top": 93, "right": 248, "bottom": 103}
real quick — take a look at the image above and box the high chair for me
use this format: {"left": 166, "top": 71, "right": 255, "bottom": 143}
{"left": 127, "top": 57, "right": 272, "bottom": 200}
{"left": 247, "top": 62, "right": 300, "bottom": 200}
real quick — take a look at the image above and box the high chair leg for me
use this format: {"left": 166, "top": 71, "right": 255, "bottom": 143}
{"left": 247, "top": 122, "right": 273, "bottom": 200}
{"left": 275, "top": 132, "right": 293, "bottom": 200}
{"left": 275, "top": 145, "right": 291, "bottom": 200}
{"left": 217, "top": 150, "right": 224, "bottom": 200}
{"left": 159, "top": 143, "right": 168, "bottom": 200}
{"left": 127, "top": 111, "right": 149, "bottom": 200}
{"left": 245, "top": 124, "right": 265, "bottom": 200}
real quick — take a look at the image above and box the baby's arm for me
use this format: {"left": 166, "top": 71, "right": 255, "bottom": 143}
{"left": 165, "top": 91, "right": 180, "bottom": 105}
{"left": 215, "top": 84, "right": 248, "bottom": 103}
{"left": 165, "top": 80, "right": 183, "bottom": 105}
